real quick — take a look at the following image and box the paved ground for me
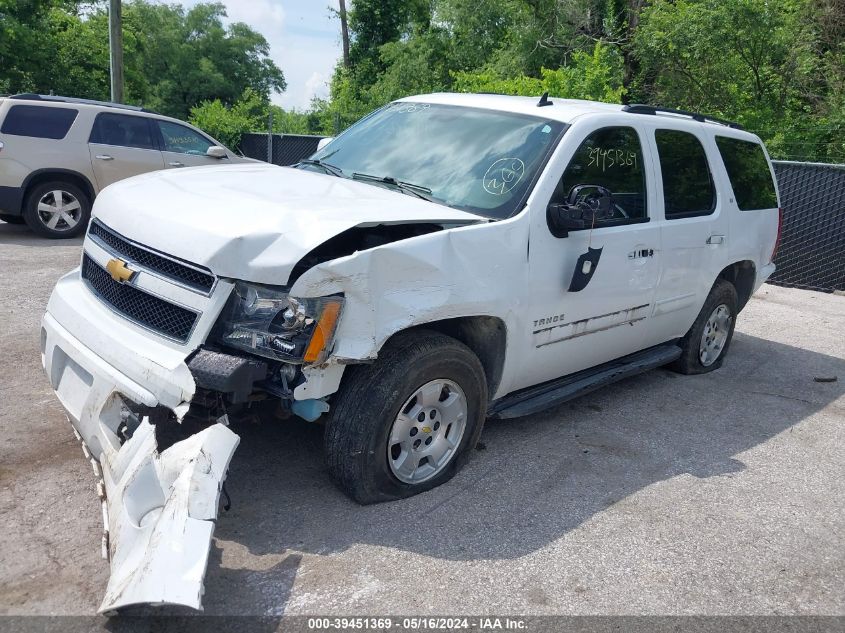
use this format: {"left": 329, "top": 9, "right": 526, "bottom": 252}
{"left": 0, "top": 220, "right": 843, "bottom": 617}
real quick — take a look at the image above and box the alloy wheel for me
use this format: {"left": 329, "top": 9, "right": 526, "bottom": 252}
{"left": 387, "top": 379, "right": 468, "bottom": 484}
{"left": 37, "top": 189, "right": 82, "bottom": 232}
{"left": 699, "top": 303, "right": 732, "bottom": 366}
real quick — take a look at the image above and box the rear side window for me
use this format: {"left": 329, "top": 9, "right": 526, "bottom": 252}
{"left": 715, "top": 136, "right": 778, "bottom": 210}
{"left": 655, "top": 129, "right": 716, "bottom": 218}
{"left": 0, "top": 105, "right": 78, "bottom": 139}
{"left": 89, "top": 113, "right": 156, "bottom": 150}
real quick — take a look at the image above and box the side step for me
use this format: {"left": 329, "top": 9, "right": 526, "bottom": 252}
{"left": 488, "top": 343, "right": 682, "bottom": 420}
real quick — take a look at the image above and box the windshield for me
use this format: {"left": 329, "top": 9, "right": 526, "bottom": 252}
{"left": 301, "top": 102, "right": 567, "bottom": 219}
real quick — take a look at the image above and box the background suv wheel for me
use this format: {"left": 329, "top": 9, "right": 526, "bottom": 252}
{"left": 23, "top": 180, "right": 91, "bottom": 239}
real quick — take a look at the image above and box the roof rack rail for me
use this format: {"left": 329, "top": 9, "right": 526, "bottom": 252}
{"left": 9, "top": 93, "right": 157, "bottom": 114}
{"left": 622, "top": 104, "right": 743, "bottom": 129}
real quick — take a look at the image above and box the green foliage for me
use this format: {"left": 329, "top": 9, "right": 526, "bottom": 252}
{"left": 124, "top": 2, "right": 285, "bottom": 119}
{"left": 189, "top": 89, "right": 325, "bottom": 149}
{"left": 2, "top": 0, "right": 842, "bottom": 163}
{"left": 452, "top": 43, "right": 626, "bottom": 103}
{"left": 346, "top": 0, "right": 430, "bottom": 85}
{"left": 269, "top": 106, "right": 314, "bottom": 136}
{"left": 188, "top": 89, "right": 266, "bottom": 149}
{"left": 0, "top": 0, "right": 285, "bottom": 121}
{"left": 321, "top": 0, "right": 841, "bottom": 163}
{"left": 632, "top": 0, "right": 841, "bottom": 161}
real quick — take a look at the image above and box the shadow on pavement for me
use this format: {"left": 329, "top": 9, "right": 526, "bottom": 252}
{"left": 0, "top": 221, "right": 85, "bottom": 247}
{"left": 203, "top": 331, "right": 843, "bottom": 613}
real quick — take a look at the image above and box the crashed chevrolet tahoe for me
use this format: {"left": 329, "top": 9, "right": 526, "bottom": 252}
{"left": 40, "top": 93, "right": 782, "bottom": 611}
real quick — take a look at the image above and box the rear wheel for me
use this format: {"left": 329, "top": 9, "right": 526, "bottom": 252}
{"left": 324, "top": 330, "right": 488, "bottom": 504}
{"left": 23, "top": 180, "right": 91, "bottom": 238}
{"left": 670, "top": 279, "right": 738, "bottom": 374}
{"left": 0, "top": 213, "right": 25, "bottom": 224}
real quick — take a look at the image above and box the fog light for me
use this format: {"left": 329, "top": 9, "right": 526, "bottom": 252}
{"left": 278, "top": 363, "right": 298, "bottom": 382}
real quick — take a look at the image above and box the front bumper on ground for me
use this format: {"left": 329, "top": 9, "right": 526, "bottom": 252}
{"left": 99, "top": 419, "right": 238, "bottom": 612}
{"left": 41, "top": 310, "right": 239, "bottom": 613}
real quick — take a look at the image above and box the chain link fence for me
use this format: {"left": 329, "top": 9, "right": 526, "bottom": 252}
{"left": 770, "top": 161, "right": 845, "bottom": 293}
{"left": 239, "top": 133, "right": 325, "bottom": 167}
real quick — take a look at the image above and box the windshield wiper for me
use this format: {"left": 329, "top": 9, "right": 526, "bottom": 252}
{"left": 352, "top": 172, "right": 435, "bottom": 202}
{"left": 297, "top": 158, "right": 345, "bottom": 178}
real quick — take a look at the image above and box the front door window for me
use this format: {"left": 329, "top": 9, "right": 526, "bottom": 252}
{"left": 157, "top": 121, "right": 214, "bottom": 156}
{"left": 553, "top": 126, "right": 648, "bottom": 225}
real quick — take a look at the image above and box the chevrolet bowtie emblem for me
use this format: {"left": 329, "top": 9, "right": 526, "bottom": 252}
{"left": 106, "top": 258, "right": 135, "bottom": 283}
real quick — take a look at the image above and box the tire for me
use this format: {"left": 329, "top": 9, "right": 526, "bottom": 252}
{"left": 23, "top": 180, "right": 91, "bottom": 238}
{"left": 670, "top": 279, "right": 738, "bottom": 375}
{"left": 324, "top": 329, "right": 488, "bottom": 504}
{"left": 0, "top": 213, "right": 25, "bottom": 224}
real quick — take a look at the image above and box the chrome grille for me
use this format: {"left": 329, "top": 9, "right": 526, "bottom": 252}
{"left": 88, "top": 220, "right": 215, "bottom": 293}
{"left": 81, "top": 254, "right": 199, "bottom": 342}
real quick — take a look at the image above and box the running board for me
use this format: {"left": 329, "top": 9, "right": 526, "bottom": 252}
{"left": 488, "top": 343, "right": 682, "bottom": 420}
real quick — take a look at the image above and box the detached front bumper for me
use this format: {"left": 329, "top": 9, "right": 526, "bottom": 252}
{"left": 41, "top": 306, "right": 239, "bottom": 612}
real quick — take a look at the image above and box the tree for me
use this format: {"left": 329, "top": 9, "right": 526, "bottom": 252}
{"left": 188, "top": 88, "right": 267, "bottom": 149}
{"left": 0, "top": 1, "right": 286, "bottom": 122}
{"left": 346, "top": 0, "right": 430, "bottom": 84}
{"left": 452, "top": 42, "right": 626, "bottom": 103}
{"left": 124, "top": 1, "right": 286, "bottom": 119}
{"left": 632, "top": 0, "right": 842, "bottom": 161}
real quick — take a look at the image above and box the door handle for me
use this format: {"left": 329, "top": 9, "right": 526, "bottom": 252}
{"left": 707, "top": 235, "right": 725, "bottom": 245}
{"left": 168, "top": 161, "right": 184, "bottom": 167}
{"left": 95, "top": 154, "right": 113, "bottom": 161}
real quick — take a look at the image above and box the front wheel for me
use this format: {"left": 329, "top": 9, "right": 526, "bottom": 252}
{"left": 670, "top": 279, "right": 738, "bottom": 374}
{"left": 324, "top": 330, "right": 488, "bottom": 504}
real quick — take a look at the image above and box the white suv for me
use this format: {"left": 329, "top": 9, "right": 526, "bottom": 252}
{"left": 0, "top": 94, "right": 251, "bottom": 238}
{"left": 40, "top": 93, "right": 781, "bottom": 611}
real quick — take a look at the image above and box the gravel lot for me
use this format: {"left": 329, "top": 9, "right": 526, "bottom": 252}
{"left": 0, "top": 220, "right": 843, "bottom": 617}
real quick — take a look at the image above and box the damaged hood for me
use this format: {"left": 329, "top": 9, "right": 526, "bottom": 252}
{"left": 93, "top": 163, "right": 483, "bottom": 285}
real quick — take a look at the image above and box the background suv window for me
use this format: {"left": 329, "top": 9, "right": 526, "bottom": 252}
{"left": 89, "top": 113, "right": 156, "bottom": 150}
{"left": 0, "top": 105, "right": 78, "bottom": 139}
{"left": 157, "top": 121, "right": 213, "bottom": 155}
{"left": 557, "top": 126, "right": 647, "bottom": 222}
{"left": 715, "top": 136, "right": 778, "bottom": 210}
{"left": 655, "top": 129, "right": 716, "bottom": 218}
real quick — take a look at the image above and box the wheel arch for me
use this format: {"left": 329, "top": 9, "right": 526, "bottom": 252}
{"left": 382, "top": 315, "right": 508, "bottom": 398}
{"left": 22, "top": 169, "right": 96, "bottom": 205}
{"left": 716, "top": 260, "right": 756, "bottom": 312}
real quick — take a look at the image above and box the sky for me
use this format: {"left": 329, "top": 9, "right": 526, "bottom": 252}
{"left": 181, "top": 0, "right": 342, "bottom": 111}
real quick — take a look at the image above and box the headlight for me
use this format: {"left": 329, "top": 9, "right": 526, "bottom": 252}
{"left": 217, "top": 282, "right": 343, "bottom": 364}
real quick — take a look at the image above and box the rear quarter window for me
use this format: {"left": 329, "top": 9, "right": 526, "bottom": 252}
{"left": 0, "top": 104, "right": 79, "bottom": 140}
{"left": 715, "top": 136, "right": 778, "bottom": 210}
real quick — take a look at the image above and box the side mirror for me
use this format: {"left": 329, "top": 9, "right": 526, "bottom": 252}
{"left": 547, "top": 203, "right": 586, "bottom": 238}
{"left": 206, "top": 145, "right": 228, "bottom": 159}
{"left": 547, "top": 185, "right": 614, "bottom": 238}
{"left": 316, "top": 136, "right": 333, "bottom": 151}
